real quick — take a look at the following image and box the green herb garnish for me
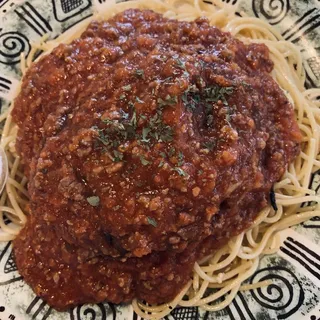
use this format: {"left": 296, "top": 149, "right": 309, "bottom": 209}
{"left": 147, "top": 217, "right": 157, "bottom": 227}
{"left": 178, "top": 151, "right": 184, "bottom": 166}
{"left": 135, "top": 69, "right": 145, "bottom": 78}
{"left": 175, "top": 57, "right": 186, "bottom": 70}
{"left": 241, "top": 81, "right": 250, "bottom": 88}
{"left": 206, "top": 114, "right": 214, "bottom": 126}
{"left": 120, "top": 109, "right": 129, "bottom": 120}
{"left": 203, "top": 85, "right": 234, "bottom": 126}
{"left": 139, "top": 155, "right": 151, "bottom": 166}
{"left": 204, "top": 86, "right": 233, "bottom": 105}
{"left": 141, "top": 127, "right": 151, "bottom": 143}
{"left": 113, "top": 150, "right": 124, "bottom": 162}
{"left": 159, "top": 125, "right": 173, "bottom": 142}
{"left": 122, "top": 84, "right": 132, "bottom": 91}
{"left": 87, "top": 196, "right": 100, "bottom": 207}
{"left": 130, "top": 108, "right": 137, "bottom": 127}
{"left": 158, "top": 161, "right": 164, "bottom": 168}
{"left": 168, "top": 147, "right": 176, "bottom": 157}
{"left": 136, "top": 96, "right": 144, "bottom": 103}
{"left": 181, "top": 85, "right": 200, "bottom": 112}
{"left": 202, "top": 141, "right": 216, "bottom": 151}
{"left": 172, "top": 167, "right": 188, "bottom": 177}
{"left": 157, "top": 95, "right": 178, "bottom": 107}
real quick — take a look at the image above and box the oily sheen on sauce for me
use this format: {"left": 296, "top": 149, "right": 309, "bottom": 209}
{"left": 12, "top": 9, "right": 301, "bottom": 310}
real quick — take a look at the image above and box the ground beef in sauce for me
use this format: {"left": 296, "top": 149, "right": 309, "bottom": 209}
{"left": 12, "top": 9, "right": 301, "bottom": 310}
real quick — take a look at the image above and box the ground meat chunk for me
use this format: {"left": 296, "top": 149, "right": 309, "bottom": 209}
{"left": 12, "top": 9, "right": 301, "bottom": 310}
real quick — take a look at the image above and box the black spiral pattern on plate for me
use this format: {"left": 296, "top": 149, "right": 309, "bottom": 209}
{"left": 252, "top": 0, "right": 290, "bottom": 25}
{"left": 249, "top": 266, "right": 304, "bottom": 319}
{"left": 0, "top": 32, "right": 30, "bottom": 65}
{"left": 76, "top": 304, "right": 106, "bottom": 320}
{"left": 71, "top": 303, "right": 116, "bottom": 320}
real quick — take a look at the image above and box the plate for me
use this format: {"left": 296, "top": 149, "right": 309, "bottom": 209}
{"left": 0, "top": 0, "right": 320, "bottom": 319}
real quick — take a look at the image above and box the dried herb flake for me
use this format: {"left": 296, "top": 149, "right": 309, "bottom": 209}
{"left": 172, "top": 167, "right": 188, "bottom": 177}
{"left": 135, "top": 69, "right": 145, "bottom": 78}
{"left": 122, "top": 84, "right": 132, "bottom": 91}
{"left": 139, "top": 155, "right": 151, "bottom": 166}
{"left": 87, "top": 196, "right": 100, "bottom": 207}
{"left": 147, "top": 216, "right": 157, "bottom": 227}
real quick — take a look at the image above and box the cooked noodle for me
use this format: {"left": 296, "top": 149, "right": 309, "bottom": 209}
{"left": 0, "top": 0, "right": 319, "bottom": 318}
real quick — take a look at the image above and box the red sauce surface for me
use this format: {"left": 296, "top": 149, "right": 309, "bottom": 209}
{"left": 12, "top": 9, "right": 301, "bottom": 310}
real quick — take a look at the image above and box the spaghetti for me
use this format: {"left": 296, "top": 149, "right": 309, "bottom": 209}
{"left": 0, "top": 0, "right": 319, "bottom": 319}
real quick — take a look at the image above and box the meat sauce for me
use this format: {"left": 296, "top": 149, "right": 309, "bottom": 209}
{"left": 12, "top": 9, "right": 301, "bottom": 310}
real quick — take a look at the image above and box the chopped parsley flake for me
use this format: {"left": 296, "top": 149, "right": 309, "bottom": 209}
{"left": 119, "top": 94, "right": 126, "bottom": 100}
{"left": 141, "top": 127, "right": 151, "bottom": 143}
{"left": 130, "top": 108, "right": 137, "bottom": 127}
{"left": 241, "top": 81, "right": 250, "bottom": 87}
{"left": 159, "top": 125, "right": 173, "bottom": 142}
{"left": 158, "top": 161, "right": 164, "bottom": 168}
{"left": 187, "top": 85, "right": 234, "bottom": 126}
{"left": 139, "top": 155, "right": 151, "bottom": 166}
{"left": 143, "top": 108, "right": 174, "bottom": 143}
{"left": 122, "top": 84, "right": 132, "bottom": 91}
{"left": 157, "top": 95, "right": 178, "bottom": 107}
{"left": 120, "top": 109, "right": 129, "bottom": 120}
{"left": 154, "top": 55, "right": 167, "bottom": 62}
{"left": 197, "top": 76, "right": 206, "bottom": 88}
{"left": 135, "top": 69, "right": 145, "bottom": 78}
{"left": 87, "top": 196, "right": 100, "bottom": 207}
{"left": 202, "top": 141, "right": 216, "bottom": 151}
{"left": 163, "top": 76, "right": 173, "bottom": 83}
{"left": 96, "top": 113, "right": 136, "bottom": 152}
{"left": 182, "top": 71, "right": 189, "bottom": 78}
{"left": 178, "top": 151, "right": 184, "bottom": 166}
{"left": 172, "top": 167, "right": 188, "bottom": 177}
{"left": 168, "top": 147, "right": 176, "bottom": 157}
{"left": 113, "top": 205, "right": 121, "bottom": 211}
{"left": 113, "top": 150, "right": 124, "bottom": 162}
{"left": 226, "top": 112, "right": 231, "bottom": 123}
{"left": 147, "top": 216, "right": 157, "bottom": 227}
{"left": 95, "top": 91, "right": 177, "bottom": 161}
{"left": 204, "top": 86, "right": 234, "bottom": 126}
{"left": 181, "top": 84, "right": 234, "bottom": 127}
{"left": 204, "top": 86, "right": 233, "bottom": 105}
{"left": 181, "top": 85, "right": 200, "bottom": 112}
{"left": 136, "top": 96, "right": 144, "bottom": 103}
{"left": 175, "top": 57, "right": 187, "bottom": 70}
{"left": 206, "top": 114, "right": 214, "bottom": 126}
